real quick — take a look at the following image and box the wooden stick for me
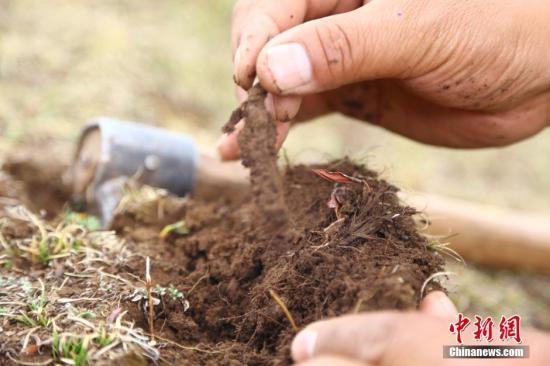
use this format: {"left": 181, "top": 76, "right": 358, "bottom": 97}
{"left": 402, "top": 193, "right": 550, "bottom": 274}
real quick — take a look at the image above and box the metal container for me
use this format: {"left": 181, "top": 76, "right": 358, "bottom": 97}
{"left": 72, "top": 117, "right": 198, "bottom": 225}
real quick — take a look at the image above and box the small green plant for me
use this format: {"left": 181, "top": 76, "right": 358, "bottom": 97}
{"left": 94, "top": 324, "right": 113, "bottom": 347}
{"left": 27, "top": 286, "right": 51, "bottom": 327}
{"left": 65, "top": 304, "right": 96, "bottom": 319}
{"left": 37, "top": 238, "right": 51, "bottom": 265}
{"left": 52, "top": 331, "right": 89, "bottom": 366}
{"left": 159, "top": 220, "right": 189, "bottom": 238}
{"left": 15, "top": 311, "right": 36, "bottom": 327}
{"left": 167, "top": 285, "right": 185, "bottom": 301}
{"left": 64, "top": 211, "right": 101, "bottom": 231}
{"left": 5, "top": 206, "right": 92, "bottom": 266}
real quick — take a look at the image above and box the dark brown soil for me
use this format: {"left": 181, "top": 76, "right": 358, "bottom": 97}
{"left": 114, "top": 86, "right": 444, "bottom": 364}
{"left": 1, "top": 150, "right": 71, "bottom": 218}
{"left": 117, "top": 160, "right": 443, "bottom": 365}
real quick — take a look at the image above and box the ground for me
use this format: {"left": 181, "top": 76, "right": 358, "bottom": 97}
{"left": 0, "top": 0, "right": 549, "bottom": 364}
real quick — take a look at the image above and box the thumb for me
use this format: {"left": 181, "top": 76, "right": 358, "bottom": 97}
{"left": 256, "top": 2, "right": 431, "bottom": 95}
{"left": 419, "top": 291, "right": 458, "bottom": 319}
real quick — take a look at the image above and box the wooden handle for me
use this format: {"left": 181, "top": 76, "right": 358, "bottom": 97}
{"left": 194, "top": 154, "right": 248, "bottom": 200}
{"left": 403, "top": 193, "right": 550, "bottom": 274}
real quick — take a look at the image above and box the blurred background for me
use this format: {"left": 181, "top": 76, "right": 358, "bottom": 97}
{"left": 0, "top": 0, "right": 549, "bottom": 329}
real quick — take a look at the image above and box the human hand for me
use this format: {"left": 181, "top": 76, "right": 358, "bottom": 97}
{"left": 290, "top": 292, "right": 549, "bottom": 366}
{"left": 218, "top": 0, "right": 550, "bottom": 160}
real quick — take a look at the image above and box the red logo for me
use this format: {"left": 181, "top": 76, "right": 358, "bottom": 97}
{"left": 450, "top": 314, "right": 522, "bottom": 344}
{"left": 473, "top": 315, "right": 494, "bottom": 342}
{"left": 449, "top": 313, "right": 470, "bottom": 344}
{"left": 499, "top": 315, "right": 522, "bottom": 343}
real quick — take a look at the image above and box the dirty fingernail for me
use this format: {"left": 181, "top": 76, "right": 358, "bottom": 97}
{"left": 423, "top": 291, "right": 458, "bottom": 318}
{"left": 265, "top": 94, "right": 276, "bottom": 119}
{"left": 267, "top": 43, "right": 312, "bottom": 92}
{"left": 291, "top": 329, "right": 317, "bottom": 362}
{"left": 233, "top": 46, "right": 243, "bottom": 85}
{"left": 435, "top": 292, "right": 458, "bottom": 316}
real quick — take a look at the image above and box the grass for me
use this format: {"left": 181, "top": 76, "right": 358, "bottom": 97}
{"left": 52, "top": 331, "right": 89, "bottom": 366}
{"left": 0, "top": 201, "right": 164, "bottom": 364}
{"left": 2, "top": 206, "right": 99, "bottom": 266}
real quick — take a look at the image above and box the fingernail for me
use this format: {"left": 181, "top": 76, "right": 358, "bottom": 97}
{"left": 431, "top": 291, "right": 458, "bottom": 317}
{"left": 291, "top": 329, "right": 317, "bottom": 362}
{"left": 266, "top": 43, "right": 312, "bottom": 92}
{"left": 265, "top": 94, "right": 276, "bottom": 119}
{"left": 233, "top": 46, "right": 243, "bottom": 85}
{"left": 437, "top": 293, "right": 458, "bottom": 316}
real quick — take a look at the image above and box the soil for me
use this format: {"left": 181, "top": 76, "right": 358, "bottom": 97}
{"left": 0, "top": 94, "right": 444, "bottom": 364}
{"left": 1, "top": 149, "right": 71, "bottom": 218}
{"left": 115, "top": 158, "right": 443, "bottom": 365}
{"left": 117, "top": 86, "right": 443, "bottom": 364}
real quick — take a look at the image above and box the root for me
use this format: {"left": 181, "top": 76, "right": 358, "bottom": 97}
{"left": 420, "top": 271, "right": 455, "bottom": 299}
{"left": 145, "top": 257, "right": 154, "bottom": 340}
{"left": 268, "top": 289, "right": 298, "bottom": 332}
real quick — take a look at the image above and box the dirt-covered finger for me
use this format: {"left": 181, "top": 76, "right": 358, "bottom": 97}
{"left": 419, "top": 291, "right": 458, "bottom": 319}
{"left": 232, "top": 0, "right": 358, "bottom": 89}
{"left": 217, "top": 118, "right": 290, "bottom": 161}
{"left": 267, "top": 94, "right": 302, "bottom": 121}
{"left": 232, "top": 0, "right": 308, "bottom": 89}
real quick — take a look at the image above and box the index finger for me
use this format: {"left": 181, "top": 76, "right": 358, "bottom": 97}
{"left": 232, "top": 0, "right": 359, "bottom": 89}
{"left": 232, "top": 0, "right": 307, "bottom": 89}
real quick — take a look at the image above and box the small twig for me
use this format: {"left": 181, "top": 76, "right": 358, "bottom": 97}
{"left": 268, "top": 289, "right": 298, "bottom": 332}
{"left": 140, "top": 331, "right": 226, "bottom": 354}
{"left": 186, "top": 273, "right": 209, "bottom": 295}
{"left": 57, "top": 297, "right": 101, "bottom": 304}
{"left": 145, "top": 257, "right": 154, "bottom": 340}
{"left": 6, "top": 353, "right": 53, "bottom": 366}
{"left": 353, "top": 298, "right": 364, "bottom": 314}
{"left": 420, "top": 271, "right": 456, "bottom": 299}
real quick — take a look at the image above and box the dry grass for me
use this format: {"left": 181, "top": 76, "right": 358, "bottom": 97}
{"left": 0, "top": 205, "right": 157, "bottom": 363}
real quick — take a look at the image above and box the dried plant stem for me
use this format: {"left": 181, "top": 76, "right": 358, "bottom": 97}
{"left": 145, "top": 257, "right": 154, "bottom": 339}
{"left": 268, "top": 289, "right": 298, "bottom": 332}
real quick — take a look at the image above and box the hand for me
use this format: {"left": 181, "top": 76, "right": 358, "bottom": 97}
{"left": 290, "top": 292, "right": 550, "bottom": 366}
{"left": 218, "top": 0, "right": 550, "bottom": 160}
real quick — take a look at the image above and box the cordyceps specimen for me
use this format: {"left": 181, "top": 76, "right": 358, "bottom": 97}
{"left": 223, "top": 84, "right": 290, "bottom": 236}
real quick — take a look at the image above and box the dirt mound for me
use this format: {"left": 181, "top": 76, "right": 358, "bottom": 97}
{"left": 117, "top": 82, "right": 444, "bottom": 364}
{"left": 1, "top": 150, "right": 71, "bottom": 217}
{"left": 116, "top": 159, "right": 443, "bottom": 365}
